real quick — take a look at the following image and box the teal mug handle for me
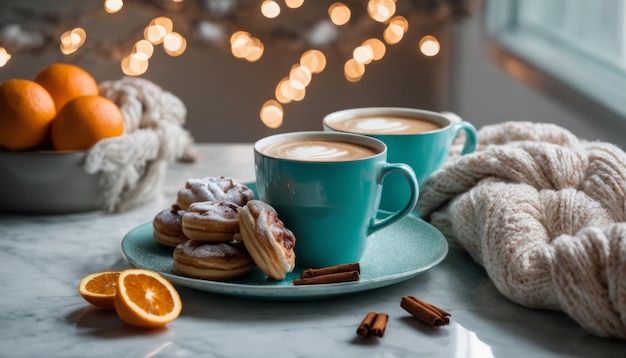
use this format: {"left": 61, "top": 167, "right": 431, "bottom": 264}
{"left": 450, "top": 121, "right": 477, "bottom": 155}
{"left": 441, "top": 112, "right": 478, "bottom": 155}
{"left": 368, "top": 162, "right": 419, "bottom": 235}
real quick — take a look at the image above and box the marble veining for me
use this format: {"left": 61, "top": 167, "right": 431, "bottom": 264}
{"left": 0, "top": 144, "right": 624, "bottom": 357}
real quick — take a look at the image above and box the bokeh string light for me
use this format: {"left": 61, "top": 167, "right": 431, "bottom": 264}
{"left": 329, "top": 3, "right": 351, "bottom": 26}
{"left": 263, "top": 0, "right": 431, "bottom": 124}
{"left": 262, "top": 49, "right": 326, "bottom": 126}
{"left": 383, "top": 16, "right": 409, "bottom": 44}
{"left": 419, "top": 35, "right": 441, "bottom": 56}
{"left": 367, "top": 0, "right": 396, "bottom": 23}
{"left": 285, "top": 0, "right": 305, "bottom": 9}
{"left": 0, "top": 48, "right": 11, "bottom": 67}
{"left": 261, "top": 0, "right": 282, "bottom": 19}
{"left": 104, "top": 0, "right": 124, "bottom": 14}
{"left": 0, "top": 0, "right": 477, "bottom": 126}
{"left": 163, "top": 32, "right": 186, "bottom": 56}
{"left": 60, "top": 28, "right": 86, "bottom": 55}
{"left": 260, "top": 99, "right": 284, "bottom": 128}
{"left": 121, "top": 16, "right": 188, "bottom": 75}
{"left": 230, "top": 31, "right": 264, "bottom": 62}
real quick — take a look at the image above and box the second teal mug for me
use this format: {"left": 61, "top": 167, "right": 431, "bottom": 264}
{"left": 323, "top": 107, "right": 477, "bottom": 213}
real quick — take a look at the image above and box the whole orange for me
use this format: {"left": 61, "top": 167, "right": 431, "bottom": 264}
{"left": 51, "top": 95, "right": 125, "bottom": 151}
{"left": 0, "top": 79, "right": 56, "bottom": 151}
{"left": 34, "top": 63, "right": 99, "bottom": 111}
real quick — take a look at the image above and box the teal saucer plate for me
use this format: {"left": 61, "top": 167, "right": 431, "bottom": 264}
{"left": 120, "top": 211, "right": 448, "bottom": 300}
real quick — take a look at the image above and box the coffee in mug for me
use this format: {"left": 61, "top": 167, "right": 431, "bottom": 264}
{"left": 324, "top": 107, "right": 477, "bottom": 213}
{"left": 327, "top": 115, "right": 443, "bottom": 135}
{"left": 259, "top": 139, "right": 377, "bottom": 162}
{"left": 255, "top": 131, "right": 419, "bottom": 268}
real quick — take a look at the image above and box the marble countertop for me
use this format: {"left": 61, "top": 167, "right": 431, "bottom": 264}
{"left": 1, "top": 143, "right": 623, "bottom": 357}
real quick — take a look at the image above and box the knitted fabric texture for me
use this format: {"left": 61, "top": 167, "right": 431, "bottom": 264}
{"left": 85, "top": 77, "right": 197, "bottom": 212}
{"left": 417, "top": 121, "right": 626, "bottom": 339}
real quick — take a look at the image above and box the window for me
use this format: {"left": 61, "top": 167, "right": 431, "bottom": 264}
{"left": 485, "top": 0, "right": 626, "bottom": 119}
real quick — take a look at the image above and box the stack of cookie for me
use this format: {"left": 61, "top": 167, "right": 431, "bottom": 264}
{"left": 152, "top": 176, "right": 296, "bottom": 280}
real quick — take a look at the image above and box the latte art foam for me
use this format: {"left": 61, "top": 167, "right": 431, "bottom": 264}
{"left": 288, "top": 145, "right": 349, "bottom": 160}
{"left": 260, "top": 139, "right": 378, "bottom": 162}
{"left": 328, "top": 115, "right": 443, "bottom": 135}
{"left": 346, "top": 118, "right": 410, "bottom": 133}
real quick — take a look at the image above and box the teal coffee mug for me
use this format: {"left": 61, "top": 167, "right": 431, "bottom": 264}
{"left": 323, "top": 107, "right": 477, "bottom": 213}
{"left": 254, "top": 131, "right": 419, "bottom": 268}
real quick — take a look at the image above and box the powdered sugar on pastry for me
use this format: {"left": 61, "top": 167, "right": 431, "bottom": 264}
{"left": 182, "top": 201, "right": 241, "bottom": 242}
{"left": 177, "top": 240, "right": 245, "bottom": 259}
{"left": 176, "top": 176, "right": 254, "bottom": 209}
{"left": 173, "top": 240, "right": 255, "bottom": 280}
{"left": 152, "top": 204, "right": 188, "bottom": 247}
{"left": 155, "top": 205, "right": 184, "bottom": 226}
{"left": 185, "top": 201, "right": 240, "bottom": 225}
{"left": 238, "top": 200, "right": 296, "bottom": 280}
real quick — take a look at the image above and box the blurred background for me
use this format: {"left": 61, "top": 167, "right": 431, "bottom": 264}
{"left": 1, "top": 0, "right": 625, "bottom": 145}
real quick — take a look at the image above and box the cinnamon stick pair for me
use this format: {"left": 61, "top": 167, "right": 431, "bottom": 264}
{"left": 400, "top": 296, "right": 450, "bottom": 328}
{"left": 356, "top": 312, "right": 388, "bottom": 337}
{"left": 293, "top": 262, "right": 360, "bottom": 285}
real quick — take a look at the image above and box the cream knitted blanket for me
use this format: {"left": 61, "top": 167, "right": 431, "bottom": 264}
{"left": 85, "top": 77, "right": 197, "bottom": 212}
{"left": 417, "top": 121, "right": 626, "bottom": 339}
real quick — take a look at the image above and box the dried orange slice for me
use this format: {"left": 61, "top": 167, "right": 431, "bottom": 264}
{"left": 114, "top": 269, "right": 182, "bottom": 328}
{"left": 77, "top": 271, "right": 120, "bottom": 310}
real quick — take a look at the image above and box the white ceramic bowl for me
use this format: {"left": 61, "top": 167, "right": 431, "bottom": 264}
{"left": 0, "top": 150, "right": 104, "bottom": 214}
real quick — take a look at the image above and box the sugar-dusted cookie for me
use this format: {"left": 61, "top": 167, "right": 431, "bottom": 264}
{"left": 153, "top": 204, "right": 188, "bottom": 247}
{"left": 176, "top": 176, "right": 254, "bottom": 210}
{"left": 182, "top": 201, "right": 241, "bottom": 242}
{"left": 173, "top": 240, "right": 255, "bottom": 280}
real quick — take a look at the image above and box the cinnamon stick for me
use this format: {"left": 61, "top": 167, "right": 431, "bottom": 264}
{"left": 409, "top": 296, "right": 450, "bottom": 323}
{"left": 356, "top": 312, "right": 388, "bottom": 337}
{"left": 400, "top": 296, "right": 450, "bottom": 328}
{"left": 301, "top": 262, "right": 360, "bottom": 278}
{"left": 356, "top": 311, "right": 377, "bottom": 336}
{"left": 370, "top": 313, "right": 389, "bottom": 337}
{"left": 293, "top": 270, "right": 360, "bottom": 285}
